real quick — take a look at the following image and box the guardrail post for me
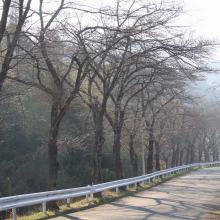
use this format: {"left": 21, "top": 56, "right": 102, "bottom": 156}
{"left": 116, "top": 187, "right": 119, "bottom": 194}
{"left": 126, "top": 185, "right": 129, "bottom": 190}
{"left": 148, "top": 178, "right": 151, "bottom": 184}
{"left": 90, "top": 185, "right": 94, "bottom": 201}
{"left": 104, "top": 190, "right": 107, "bottom": 197}
{"left": 134, "top": 183, "right": 137, "bottom": 189}
{"left": 12, "top": 208, "right": 16, "bottom": 220}
{"left": 67, "top": 198, "right": 70, "bottom": 207}
{"left": 142, "top": 180, "right": 145, "bottom": 186}
{"left": 86, "top": 194, "right": 89, "bottom": 203}
{"left": 42, "top": 202, "right": 46, "bottom": 213}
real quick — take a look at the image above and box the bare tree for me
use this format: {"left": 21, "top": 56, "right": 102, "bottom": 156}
{"left": 0, "top": 0, "right": 11, "bottom": 43}
{"left": 5, "top": 1, "right": 92, "bottom": 208}
{"left": 0, "top": 0, "right": 32, "bottom": 92}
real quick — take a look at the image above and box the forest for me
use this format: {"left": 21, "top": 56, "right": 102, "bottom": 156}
{"left": 0, "top": 0, "right": 220, "bottom": 204}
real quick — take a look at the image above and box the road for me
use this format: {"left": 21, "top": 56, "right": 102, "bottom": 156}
{"left": 50, "top": 167, "right": 220, "bottom": 220}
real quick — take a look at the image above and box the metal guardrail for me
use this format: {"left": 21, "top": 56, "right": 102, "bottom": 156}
{"left": 0, "top": 161, "right": 219, "bottom": 220}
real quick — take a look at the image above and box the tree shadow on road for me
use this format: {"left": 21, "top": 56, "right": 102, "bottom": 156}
{"left": 48, "top": 214, "right": 84, "bottom": 220}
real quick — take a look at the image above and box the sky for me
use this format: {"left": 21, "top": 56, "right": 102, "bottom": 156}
{"left": 184, "top": 0, "right": 220, "bottom": 41}
{"left": 183, "top": 0, "right": 220, "bottom": 86}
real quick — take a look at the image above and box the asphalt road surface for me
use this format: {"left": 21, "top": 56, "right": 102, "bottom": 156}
{"left": 50, "top": 167, "right": 220, "bottom": 220}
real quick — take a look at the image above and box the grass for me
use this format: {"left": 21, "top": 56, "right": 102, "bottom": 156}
{"left": 210, "top": 210, "right": 220, "bottom": 218}
{"left": 16, "top": 168, "right": 198, "bottom": 220}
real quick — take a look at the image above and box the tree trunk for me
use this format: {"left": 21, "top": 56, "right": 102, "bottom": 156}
{"left": 91, "top": 111, "right": 105, "bottom": 197}
{"left": 47, "top": 103, "right": 61, "bottom": 210}
{"left": 147, "top": 132, "right": 154, "bottom": 173}
{"left": 216, "top": 148, "right": 219, "bottom": 161}
{"left": 199, "top": 135, "right": 205, "bottom": 163}
{"left": 204, "top": 147, "right": 210, "bottom": 162}
{"left": 185, "top": 147, "right": 189, "bottom": 164}
{"left": 129, "top": 134, "right": 138, "bottom": 177}
{"left": 171, "top": 146, "right": 176, "bottom": 167}
{"left": 113, "top": 130, "right": 123, "bottom": 180}
{"left": 112, "top": 107, "right": 125, "bottom": 181}
{"left": 175, "top": 145, "right": 179, "bottom": 167}
{"left": 48, "top": 130, "right": 59, "bottom": 191}
{"left": 155, "top": 140, "right": 160, "bottom": 171}
{"left": 199, "top": 146, "right": 203, "bottom": 163}
{"left": 212, "top": 145, "right": 216, "bottom": 161}
{"left": 179, "top": 149, "right": 183, "bottom": 165}
{"left": 190, "top": 145, "right": 195, "bottom": 164}
{"left": 92, "top": 127, "right": 104, "bottom": 185}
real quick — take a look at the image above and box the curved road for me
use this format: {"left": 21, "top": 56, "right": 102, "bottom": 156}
{"left": 51, "top": 167, "right": 220, "bottom": 220}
